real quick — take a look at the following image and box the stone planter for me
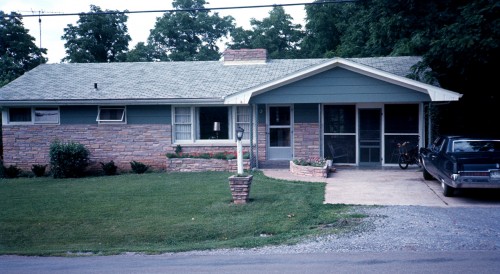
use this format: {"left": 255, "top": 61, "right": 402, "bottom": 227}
{"left": 289, "top": 160, "right": 329, "bottom": 178}
{"left": 228, "top": 175, "right": 253, "bottom": 204}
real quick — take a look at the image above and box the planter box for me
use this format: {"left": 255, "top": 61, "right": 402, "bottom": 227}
{"left": 289, "top": 160, "right": 329, "bottom": 178}
{"left": 166, "top": 158, "right": 250, "bottom": 172}
{"left": 228, "top": 175, "right": 253, "bottom": 204}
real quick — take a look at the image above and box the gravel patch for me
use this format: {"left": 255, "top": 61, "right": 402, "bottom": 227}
{"left": 175, "top": 205, "right": 500, "bottom": 256}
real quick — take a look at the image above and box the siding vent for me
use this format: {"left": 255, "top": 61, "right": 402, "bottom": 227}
{"left": 94, "top": 83, "right": 98, "bottom": 90}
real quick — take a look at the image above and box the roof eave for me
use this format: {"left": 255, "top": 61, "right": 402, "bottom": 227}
{"left": 0, "top": 98, "right": 225, "bottom": 107}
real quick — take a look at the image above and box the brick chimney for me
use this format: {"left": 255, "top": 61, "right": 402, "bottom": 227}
{"left": 223, "top": 48, "right": 267, "bottom": 65}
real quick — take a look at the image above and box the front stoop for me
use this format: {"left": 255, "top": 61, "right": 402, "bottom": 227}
{"left": 228, "top": 175, "right": 253, "bottom": 204}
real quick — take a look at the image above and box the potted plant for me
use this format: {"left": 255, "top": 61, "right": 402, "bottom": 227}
{"left": 228, "top": 126, "right": 253, "bottom": 204}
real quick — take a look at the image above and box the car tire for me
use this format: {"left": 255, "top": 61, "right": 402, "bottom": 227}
{"left": 423, "top": 167, "right": 434, "bottom": 180}
{"left": 441, "top": 182, "right": 455, "bottom": 197}
{"left": 398, "top": 155, "right": 409, "bottom": 169}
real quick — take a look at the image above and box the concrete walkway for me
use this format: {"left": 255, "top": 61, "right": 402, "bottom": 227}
{"left": 261, "top": 166, "right": 500, "bottom": 207}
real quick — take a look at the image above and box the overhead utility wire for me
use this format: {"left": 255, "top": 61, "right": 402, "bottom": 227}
{"left": 3, "top": 1, "right": 357, "bottom": 18}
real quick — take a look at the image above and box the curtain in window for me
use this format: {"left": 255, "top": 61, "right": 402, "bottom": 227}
{"left": 236, "top": 106, "right": 251, "bottom": 140}
{"left": 175, "top": 107, "right": 192, "bottom": 140}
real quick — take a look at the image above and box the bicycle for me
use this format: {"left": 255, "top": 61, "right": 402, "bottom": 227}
{"left": 397, "top": 141, "right": 421, "bottom": 169}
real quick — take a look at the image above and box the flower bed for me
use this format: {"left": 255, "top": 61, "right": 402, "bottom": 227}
{"left": 289, "top": 159, "right": 329, "bottom": 178}
{"left": 166, "top": 158, "right": 250, "bottom": 172}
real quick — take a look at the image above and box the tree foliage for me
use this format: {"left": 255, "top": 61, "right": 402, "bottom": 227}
{"left": 147, "top": 0, "right": 234, "bottom": 61}
{"left": 0, "top": 11, "right": 46, "bottom": 87}
{"left": 228, "top": 6, "right": 305, "bottom": 59}
{"left": 61, "top": 5, "right": 131, "bottom": 63}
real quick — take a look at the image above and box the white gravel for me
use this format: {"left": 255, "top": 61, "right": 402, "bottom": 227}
{"left": 175, "top": 205, "right": 500, "bottom": 256}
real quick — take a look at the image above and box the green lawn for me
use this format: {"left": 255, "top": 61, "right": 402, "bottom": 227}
{"left": 0, "top": 171, "right": 363, "bottom": 256}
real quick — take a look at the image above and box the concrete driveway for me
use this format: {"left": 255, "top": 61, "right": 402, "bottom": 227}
{"left": 261, "top": 167, "right": 500, "bottom": 207}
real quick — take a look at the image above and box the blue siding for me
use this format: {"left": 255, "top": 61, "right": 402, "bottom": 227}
{"left": 294, "top": 104, "right": 318, "bottom": 123}
{"left": 249, "top": 67, "right": 431, "bottom": 104}
{"left": 257, "top": 104, "right": 266, "bottom": 123}
{"left": 60, "top": 105, "right": 171, "bottom": 124}
{"left": 60, "top": 106, "right": 97, "bottom": 124}
{"left": 127, "top": 105, "right": 171, "bottom": 124}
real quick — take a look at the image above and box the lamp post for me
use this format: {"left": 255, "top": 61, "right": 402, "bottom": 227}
{"left": 236, "top": 126, "right": 244, "bottom": 175}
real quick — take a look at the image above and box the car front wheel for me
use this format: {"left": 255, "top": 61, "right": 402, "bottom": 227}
{"left": 423, "top": 167, "right": 434, "bottom": 180}
{"left": 442, "top": 182, "right": 455, "bottom": 197}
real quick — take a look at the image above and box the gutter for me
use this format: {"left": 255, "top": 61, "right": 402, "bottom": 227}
{"left": 0, "top": 98, "right": 225, "bottom": 106}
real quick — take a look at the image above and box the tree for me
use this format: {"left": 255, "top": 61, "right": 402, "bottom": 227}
{"left": 0, "top": 11, "right": 46, "bottom": 87}
{"left": 126, "top": 42, "right": 156, "bottom": 62}
{"left": 228, "top": 6, "right": 305, "bottom": 59}
{"left": 148, "top": 0, "right": 234, "bottom": 61}
{"left": 61, "top": 5, "right": 131, "bottom": 63}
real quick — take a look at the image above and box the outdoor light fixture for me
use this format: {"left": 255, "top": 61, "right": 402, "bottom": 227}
{"left": 236, "top": 126, "right": 244, "bottom": 141}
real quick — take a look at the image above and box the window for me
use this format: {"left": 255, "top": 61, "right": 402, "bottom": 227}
{"left": 7, "top": 107, "right": 60, "bottom": 124}
{"left": 174, "top": 107, "right": 192, "bottom": 141}
{"left": 97, "top": 106, "right": 126, "bottom": 124}
{"left": 9, "top": 108, "right": 32, "bottom": 123}
{"left": 236, "top": 106, "right": 251, "bottom": 140}
{"left": 34, "top": 107, "right": 59, "bottom": 124}
{"left": 172, "top": 106, "right": 252, "bottom": 142}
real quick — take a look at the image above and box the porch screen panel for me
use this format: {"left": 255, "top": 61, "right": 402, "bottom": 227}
{"left": 323, "top": 105, "right": 356, "bottom": 163}
{"left": 174, "top": 107, "right": 192, "bottom": 141}
{"left": 384, "top": 104, "right": 419, "bottom": 164}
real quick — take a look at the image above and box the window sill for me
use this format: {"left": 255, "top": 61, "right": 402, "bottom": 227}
{"left": 172, "top": 141, "right": 250, "bottom": 147}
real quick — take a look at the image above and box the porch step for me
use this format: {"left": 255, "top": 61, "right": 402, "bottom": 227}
{"left": 259, "top": 160, "right": 290, "bottom": 169}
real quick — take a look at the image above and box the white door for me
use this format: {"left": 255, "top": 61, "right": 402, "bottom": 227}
{"left": 268, "top": 106, "right": 293, "bottom": 160}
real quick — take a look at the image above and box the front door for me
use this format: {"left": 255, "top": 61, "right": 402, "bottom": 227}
{"left": 268, "top": 106, "right": 292, "bottom": 160}
{"left": 359, "top": 109, "right": 381, "bottom": 164}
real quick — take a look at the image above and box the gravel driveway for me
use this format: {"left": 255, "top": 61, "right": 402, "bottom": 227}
{"left": 177, "top": 205, "right": 500, "bottom": 256}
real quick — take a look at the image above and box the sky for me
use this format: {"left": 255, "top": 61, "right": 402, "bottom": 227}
{"left": 0, "top": 0, "right": 310, "bottom": 63}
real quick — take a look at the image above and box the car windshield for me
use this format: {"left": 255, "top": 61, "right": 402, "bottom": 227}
{"left": 452, "top": 140, "right": 500, "bottom": 152}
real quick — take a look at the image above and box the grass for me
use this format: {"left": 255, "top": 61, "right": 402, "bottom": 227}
{"left": 0, "top": 171, "right": 364, "bottom": 256}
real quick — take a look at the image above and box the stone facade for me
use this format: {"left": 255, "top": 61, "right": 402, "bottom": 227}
{"left": 257, "top": 123, "right": 267, "bottom": 164}
{"left": 166, "top": 158, "right": 250, "bottom": 172}
{"left": 294, "top": 123, "right": 320, "bottom": 158}
{"left": 289, "top": 160, "right": 328, "bottom": 178}
{"left": 228, "top": 175, "right": 253, "bottom": 204}
{"left": 2, "top": 124, "right": 173, "bottom": 172}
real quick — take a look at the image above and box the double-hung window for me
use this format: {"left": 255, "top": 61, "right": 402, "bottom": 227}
{"left": 172, "top": 106, "right": 251, "bottom": 143}
{"left": 7, "top": 107, "right": 60, "bottom": 124}
{"left": 97, "top": 106, "right": 126, "bottom": 124}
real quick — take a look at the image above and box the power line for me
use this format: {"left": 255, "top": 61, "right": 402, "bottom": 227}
{"left": 2, "top": 1, "right": 356, "bottom": 18}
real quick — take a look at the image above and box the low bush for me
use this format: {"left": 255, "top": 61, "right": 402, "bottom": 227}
{"left": 293, "top": 157, "right": 326, "bottom": 167}
{"left": 31, "top": 164, "right": 47, "bottom": 177}
{"left": 130, "top": 161, "right": 149, "bottom": 174}
{"left": 49, "top": 140, "right": 90, "bottom": 178}
{"left": 3, "top": 165, "right": 21, "bottom": 178}
{"left": 100, "top": 161, "right": 118, "bottom": 176}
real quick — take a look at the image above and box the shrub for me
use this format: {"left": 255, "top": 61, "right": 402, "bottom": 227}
{"left": 166, "top": 153, "right": 179, "bottom": 158}
{"left": 293, "top": 157, "right": 326, "bottom": 167}
{"left": 100, "top": 161, "right": 117, "bottom": 176}
{"left": 4, "top": 165, "right": 21, "bottom": 178}
{"left": 130, "top": 161, "right": 149, "bottom": 174}
{"left": 31, "top": 164, "right": 47, "bottom": 177}
{"left": 225, "top": 153, "right": 236, "bottom": 160}
{"left": 175, "top": 145, "right": 182, "bottom": 155}
{"left": 212, "top": 152, "right": 227, "bottom": 160}
{"left": 49, "top": 140, "right": 90, "bottom": 178}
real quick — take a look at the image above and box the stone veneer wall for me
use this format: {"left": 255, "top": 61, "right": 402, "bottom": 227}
{"left": 2, "top": 124, "right": 174, "bottom": 172}
{"left": 166, "top": 158, "right": 250, "bottom": 172}
{"left": 294, "top": 123, "right": 320, "bottom": 159}
{"left": 257, "top": 123, "right": 267, "bottom": 164}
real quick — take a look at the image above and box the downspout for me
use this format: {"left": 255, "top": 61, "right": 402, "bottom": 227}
{"left": 427, "top": 103, "right": 432, "bottom": 148}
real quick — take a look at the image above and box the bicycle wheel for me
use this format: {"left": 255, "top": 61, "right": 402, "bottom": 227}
{"left": 398, "top": 155, "right": 409, "bottom": 169}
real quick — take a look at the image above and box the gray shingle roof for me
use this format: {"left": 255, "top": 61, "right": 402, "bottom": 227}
{"left": 0, "top": 56, "right": 422, "bottom": 102}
